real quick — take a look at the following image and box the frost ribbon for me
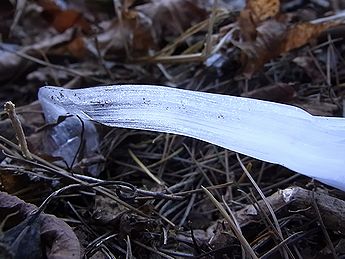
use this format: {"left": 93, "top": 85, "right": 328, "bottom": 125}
{"left": 38, "top": 85, "right": 345, "bottom": 191}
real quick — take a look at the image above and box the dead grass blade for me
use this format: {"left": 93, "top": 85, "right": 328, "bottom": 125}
{"left": 202, "top": 186, "right": 258, "bottom": 259}
{"left": 128, "top": 149, "right": 165, "bottom": 186}
{"left": 236, "top": 153, "right": 292, "bottom": 259}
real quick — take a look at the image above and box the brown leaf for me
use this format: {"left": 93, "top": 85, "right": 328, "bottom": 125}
{"left": 282, "top": 22, "right": 337, "bottom": 52}
{"left": 238, "top": 9, "right": 257, "bottom": 41}
{"left": 238, "top": 0, "right": 340, "bottom": 77}
{"left": 239, "top": 0, "right": 280, "bottom": 41}
{"left": 246, "top": 0, "right": 280, "bottom": 24}
{"left": 52, "top": 10, "right": 89, "bottom": 33}
{"left": 65, "top": 34, "right": 86, "bottom": 59}
{"left": 38, "top": 0, "right": 91, "bottom": 33}
{"left": 240, "top": 18, "right": 287, "bottom": 77}
{"left": 0, "top": 171, "right": 31, "bottom": 194}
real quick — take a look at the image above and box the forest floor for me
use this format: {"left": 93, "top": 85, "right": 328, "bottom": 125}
{"left": 1, "top": 0, "right": 345, "bottom": 258}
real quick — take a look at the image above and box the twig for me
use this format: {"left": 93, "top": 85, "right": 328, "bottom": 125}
{"left": 310, "top": 10, "right": 345, "bottom": 24}
{"left": 9, "top": 0, "right": 27, "bottom": 38}
{"left": 135, "top": 53, "right": 204, "bottom": 63}
{"left": 0, "top": 135, "right": 147, "bottom": 217}
{"left": 94, "top": 36, "right": 115, "bottom": 81}
{"left": 4, "top": 101, "right": 32, "bottom": 160}
{"left": 70, "top": 115, "right": 85, "bottom": 170}
{"left": 204, "top": 0, "right": 217, "bottom": 57}
{"left": 173, "top": 181, "right": 234, "bottom": 195}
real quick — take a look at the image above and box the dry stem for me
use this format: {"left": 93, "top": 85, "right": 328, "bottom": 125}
{"left": 4, "top": 101, "right": 32, "bottom": 160}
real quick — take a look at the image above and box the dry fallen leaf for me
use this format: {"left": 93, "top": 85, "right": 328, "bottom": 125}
{"left": 0, "top": 28, "right": 76, "bottom": 81}
{"left": 38, "top": 0, "right": 91, "bottom": 33}
{"left": 246, "top": 0, "right": 280, "bottom": 24}
{"left": 56, "top": 33, "right": 86, "bottom": 59}
{"left": 238, "top": 0, "right": 280, "bottom": 41}
{"left": 282, "top": 22, "right": 337, "bottom": 52}
{"left": 0, "top": 192, "right": 80, "bottom": 258}
{"left": 97, "top": 0, "right": 208, "bottom": 56}
{"left": 239, "top": 18, "right": 287, "bottom": 76}
{"left": 237, "top": 0, "right": 340, "bottom": 77}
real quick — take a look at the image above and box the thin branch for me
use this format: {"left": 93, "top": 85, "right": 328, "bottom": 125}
{"left": 4, "top": 101, "right": 32, "bottom": 160}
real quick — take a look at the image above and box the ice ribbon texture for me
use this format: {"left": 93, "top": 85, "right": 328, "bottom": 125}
{"left": 38, "top": 85, "right": 345, "bottom": 190}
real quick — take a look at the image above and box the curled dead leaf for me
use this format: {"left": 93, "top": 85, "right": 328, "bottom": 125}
{"left": 0, "top": 192, "right": 80, "bottom": 258}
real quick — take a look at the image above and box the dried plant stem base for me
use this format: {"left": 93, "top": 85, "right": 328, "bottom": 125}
{"left": 3, "top": 101, "right": 32, "bottom": 160}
